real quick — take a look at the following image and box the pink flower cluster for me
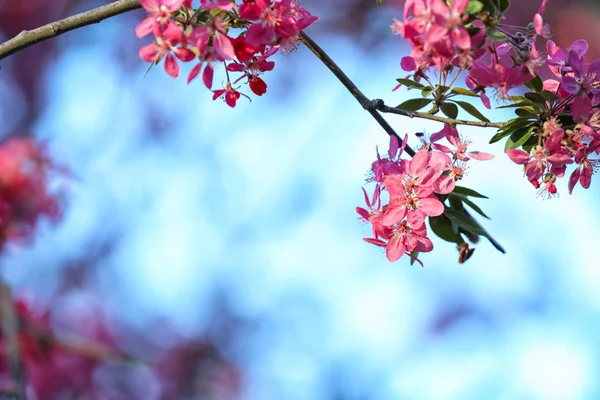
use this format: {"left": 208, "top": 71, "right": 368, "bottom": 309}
{"left": 505, "top": 39, "right": 600, "bottom": 195}
{"left": 0, "top": 138, "right": 60, "bottom": 248}
{"left": 357, "top": 126, "right": 492, "bottom": 263}
{"left": 135, "top": 0, "right": 317, "bottom": 107}
{"left": 393, "top": 0, "right": 549, "bottom": 104}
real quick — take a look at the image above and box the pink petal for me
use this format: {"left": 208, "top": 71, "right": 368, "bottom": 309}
{"left": 202, "top": 64, "right": 214, "bottom": 89}
{"left": 363, "top": 237, "right": 386, "bottom": 247}
{"left": 389, "top": 135, "right": 399, "bottom": 159}
{"left": 429, "top": 151, "right": 452, "bottom": 171}
{"left": 433, "top": 175, "right": 455, "bottom": 195}
{"left": 408, "top": 149, "right": 430, "bottom": 175}
{"left": 452, "top": 27, "right": 471, "bottom": 50}
{"left": 187, "top": 63, "right": 202, "bottom": 84}
{"left": 417, "top": 197, "right": 444, "bottom": 217}
{"left": 356, "top": 207, "right": 370, "bottom": 221}
{"left": 380, "top": 205, "right": 407, "bottom": 226}
{"left": 506, "top": 149, "right": 530, "bottom": 165}
{"left": 415, "top": 236, "right": 433, "bottom": 252}
{"left": 580, "top": 166, "right": 592, "bottom": 189}
{"left": 568, "top": 168, "right": 580, "bottom": 194}
{"left": 163, "top": 53, "right": 179, "bottom": 78}
{"left": 533, "top": 14, "right": 544, "bottom": 36}
{"left": 386, "top": 236, "right": 405, "bottom": 262}
{"left": 214, "top": 33, "right": 235, "bottom": 60}
{"left": 468, "top": 151, "right": 494, "bottom": 161}
{"left": 135, "top": 18, "right": 155, "bottom": 38}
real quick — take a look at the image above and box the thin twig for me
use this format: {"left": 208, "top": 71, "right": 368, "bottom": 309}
{"left": 20, "top": 318, "right": 146, "bottom": 365}
{"left": 375, "top": 103, "right": 505, "bottom": 128}
{"left": 0, "top": 282, "right": 26, "bottom": 399}
{"left": 299, "top": 32, "right": 415, "bottom": 156}
{"left": 0, "top": 0, "right": 142, "bottom": 62}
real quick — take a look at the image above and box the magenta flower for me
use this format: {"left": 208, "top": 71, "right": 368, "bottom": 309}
{"left": 432, "top": 124, "right": 494, "bottom": 162}
{"left": 429, "top": 0, "right": 471, "bottom": 50}
{"left": 384, "top": 212, "right": 433, "bottom": 262}
{"left": 135, "top": 0, "right": 185, "bottom": 38}
{"left": 139, "top": 21, "right": 193, "bottom": 78}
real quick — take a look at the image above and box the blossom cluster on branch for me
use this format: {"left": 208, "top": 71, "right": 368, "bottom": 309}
{"left": 355, "top": 0, "right": 600, "bottom": 264}
{"left": 136, "top": 0, "right": 317, "bottom": 107}
{"left": 1, "top": 0, "right": 600, "bottom": 394}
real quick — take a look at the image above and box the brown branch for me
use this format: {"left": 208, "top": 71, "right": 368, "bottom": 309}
{"left": 299, "top": 32, "right": 505, "bottom": 135}
{"left": 299, "top": 32, "right": 415, "bottom": 156}
{"left": 0, "top": 282, "right": 26, "bottom": 399}
{"left": 0, "top": 0, "right": 142, "bottom": 62}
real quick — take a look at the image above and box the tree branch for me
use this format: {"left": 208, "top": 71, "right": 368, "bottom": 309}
{"left": 0, "top": 281, "right": 26, "bottom": 399}
{"left": 299, "top": 32, "right": 415, "bottom": 156}
{"left": 0, "top": 0, "right": 142, "bottom": 62}
{"left": 299, "top": 32, "right": 505, "bottom": 134}
{"left": 0, "top": 1, "right": 505, "bottom": 134}
{"left": 374, "top": 102, "right": 505, "bottom": 128}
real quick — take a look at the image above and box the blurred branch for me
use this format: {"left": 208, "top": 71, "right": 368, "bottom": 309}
{"left": 0, "top": 282, "right": 26, "bottom": 400}
{"left": 299, "top": 32, "right": 505, "bottom": 134}
{"left": 299, "top": 31, "right": 415, "bottom": 156}
{"left": 20, "top": 318, "right": 147, "bottom": 365}
{"left": 0, "top": 0, "right": 142, "bottom": 62}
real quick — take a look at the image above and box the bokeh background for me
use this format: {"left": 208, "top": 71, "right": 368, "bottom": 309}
{"left": 1, "top": 0, "right": 600, "bottom": 398}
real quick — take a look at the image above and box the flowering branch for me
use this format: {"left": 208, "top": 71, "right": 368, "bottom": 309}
{"left": 0, "top": 281, "right": 26, "bottom": 399}
{"left": 0, "top": 0, "right": 505, "bottom": 136}
{"left": 0, "top": 0, "right": 141, "bottom": 62}
{"left": 299, "top": 32, "right": 504, "bottom": 139}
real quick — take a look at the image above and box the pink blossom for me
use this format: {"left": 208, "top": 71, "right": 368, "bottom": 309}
{"left": 432, "top": 124, "right": 494, "bottom": 162}
{"left": 135, "top": 0, "right": 185, "bottom": 38}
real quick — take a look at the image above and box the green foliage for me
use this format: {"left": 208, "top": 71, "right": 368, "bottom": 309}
{"left": 396, "top": 98, "right": 433, "bottom": 111}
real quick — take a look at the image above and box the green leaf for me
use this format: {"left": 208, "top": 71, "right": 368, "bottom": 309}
{"left": 444, "top": 207, "right": 487, "bottom": 236}
{"left": 143, "top": 62, "right": 156, "bottom": 78}
{"left": 524, "top": 76, "right": 543, "bottom": 92}
{"left": 451, "top": 87, "right": 480, "bottom": 97}
{"left": 498, "top": 0, "right": 510, "bottom": 12}
{"left": 396, "top": 78, "right": 426, "bottom": 90}
{"left": 524, "top": 92, "right": 547, "bottom": 105}
{"left": 452, "top": 100, "right": 491, "bottom": 122}
{"left": 452, "top": 185, "right": 489, "bottom": 199}
{"left": 441, "top": 102, "right": 459, "bottom": 119}
{"left": 486, "top": 27, "right": 508, "bottom": 41}
{"left": 396, "top": 98, "right": 433, "bottom": 111}
{"left": 489, "top": 130, "right": 513, "bottom": 144}
{"left": 521, "top": 134, "right": 538, "bottom": 152}
{"left": 449, "top": 193, "right": 490, "bottom": 219}
{"left": 540, "top": 90, "right": 561, "bottom": 102}
{"left": 496, "top": 101, "right": 533, "bottom": 109}
{"left": 495, "top": 117, "right": 534, "bottom": 134}
{"left": 504, "top": 126, "right": 535, "bottom": 151}
{"left": 436, "top": 85, "right": 451, "bottom": 95}
{"left": 421, "top": 87, "right": 435, "bottom": 97}
{"left": 444, "top": 207, "right": 505, "bottom": 253}
{"left": 515, "top": 107, "right": 537, "bottom": 118}
{"left": 465, "top": 0, "right": 484, "bottom": 14}
{"left": 429, "top": 215, "right": 462, "bottom": 243}
{"left": 409, "top": 250, "right": 419, "bottom": 265}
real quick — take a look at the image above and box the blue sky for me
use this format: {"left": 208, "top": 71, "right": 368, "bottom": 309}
{"left": 2, "top": 9, "right": 600, "bottom": 399}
